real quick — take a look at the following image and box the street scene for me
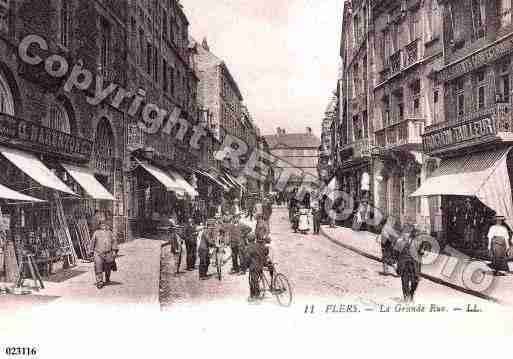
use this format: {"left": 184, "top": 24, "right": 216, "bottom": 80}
{"left": 3, "top": 0, "right": 513, "bottom": 354}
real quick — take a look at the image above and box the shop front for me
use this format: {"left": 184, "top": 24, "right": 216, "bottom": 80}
{"left": 0, "top": 113, "right": 115, "bottom": 282}
{"left": 415, "top": 114, "right": 513, "bottom": 257}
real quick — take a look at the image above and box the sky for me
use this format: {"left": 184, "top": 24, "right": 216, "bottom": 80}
{"left": 182, "top": 0, "right": 344, "bottom": 138}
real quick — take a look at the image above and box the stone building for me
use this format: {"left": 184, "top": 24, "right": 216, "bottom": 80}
{"left": 318, "top": 94, "right": 338, "bottom": 184}
{"left": 337, "top": 0, "right": 374, "bottom": 210}
{"left": 124, "top": 0, "right": 202, "bottom": 237}
{"left": 371, "top": 0, "right": 444, "bottom": 230}
{"left": 0, "top": 0, "right": 128, "bottom": 280}
{"left": 414, "top": 0, "right": 513, "bottom": 255}
{"left": 192, "top": 38, "right": 258, "bottom": 198}
{"left": 263, "top": 127, "right": 320, "bottom": 194}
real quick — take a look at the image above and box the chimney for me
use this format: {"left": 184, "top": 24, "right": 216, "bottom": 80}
{"left": 306, "top": 127, "right": 312, "bottom": 135}
{"left": 202, "top": 37, "right": 210, "bottom": 51}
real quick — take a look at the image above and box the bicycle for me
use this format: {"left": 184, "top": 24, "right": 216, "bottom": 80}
{"left": 257, "top": 262, "right": 293, "bottom": 307}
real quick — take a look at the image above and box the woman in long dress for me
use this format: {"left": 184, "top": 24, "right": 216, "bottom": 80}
{"left": 298, "top": 207, "right": 310, "bottom": 234}
{"left": 487, "top": 216, "right": 510, "bottom": 275}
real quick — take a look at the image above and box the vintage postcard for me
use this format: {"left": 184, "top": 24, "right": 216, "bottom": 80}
{"left": 1, "top": 0, "right": 513, "bottom": 357}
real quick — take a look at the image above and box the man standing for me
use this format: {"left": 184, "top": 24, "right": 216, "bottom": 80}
{"left": 199, "top": 220, "right": 216, "bottom": 280}
{"left": 91, "top": 220, "right": 118, "bottom": 289}
{"left": 245, "top": 233, "right": 268, "bottom": 301}
{"left": 487, "top": 215, "right": 511, "bottom": 275}
{"left": 263, "top": 197, "right": 273, "bottom": 221}
{"left": 185, "top": 218, "right": 197, "bottom": 271}
{"left": 228, "top": 215, "right": 252, "bottom": 274}
{"left": 312, "top": 200, "right": 321, "bottom": 235}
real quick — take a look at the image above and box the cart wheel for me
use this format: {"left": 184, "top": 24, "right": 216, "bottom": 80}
{"left": 273, "top": 273, "right": 293, "bottom": 307}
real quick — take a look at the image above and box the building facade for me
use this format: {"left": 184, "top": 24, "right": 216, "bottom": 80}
{"left": 264, "top": 127, "right": 320, "bottom": 195}
{"left": 124, "top": 0, "right": 201, "bottom": 238}
{"left": 371, "top": 0, "right": 444, "bottom": 230}
{"left": 337, "top": 0, "right": 374, "bottom": 213}
{"left": 318, "top": 94, "right": 338, "bottom": 184}
{"left": 192, "top": 38, "right": 258, "bottom": 198}
{"left": 418, "top": 0, "right": 513, "bottom": 255}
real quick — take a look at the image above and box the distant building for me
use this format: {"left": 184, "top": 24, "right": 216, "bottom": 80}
{"left": 264, "top": 127, "right": 320, "bottom": 193}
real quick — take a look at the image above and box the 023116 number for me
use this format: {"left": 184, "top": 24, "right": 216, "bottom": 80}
{"left": 5, "top": 347, "right": 37, "bottom": 356}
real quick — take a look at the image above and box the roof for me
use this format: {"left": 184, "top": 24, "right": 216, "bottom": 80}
{"left": 263, "top": 133, "right": 321, "bottom": 149}
{"left": 191, "top": 37, "right": 243, "bottom": 101}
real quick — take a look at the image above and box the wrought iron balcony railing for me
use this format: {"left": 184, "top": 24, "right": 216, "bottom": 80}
{"left": 375, "top": 118, "right": 425, "bottom": 150}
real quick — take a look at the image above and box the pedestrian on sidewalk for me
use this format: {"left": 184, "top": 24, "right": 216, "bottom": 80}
{"left": 228, "top": 215, "right": 252, "bottom": 274}
{"left": 198, "top": 220, "right": 216, "bottom": 280}
{"left": 379, "top": 216, "right": 399, "bottom": 276}
{"left": 92, "top": 220, "right": 118, "bottom": 289}
{"left": 185, "top": 218, "right": 197, "bottom": 271}
{"left": 487, "top": 215, "right": 511, "bottom": 275}
{"left": 312, "top": 202, "right": 321, "bottom": 235}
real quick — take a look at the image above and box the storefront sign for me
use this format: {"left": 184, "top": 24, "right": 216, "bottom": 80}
{"left": 439, "top": 34, "right": 513, "bottom": 82}
{"left": 423, "top": 117, "right": 496, "bottom": 152}
{"left": 0, "top": 113, "right": 92, "bottom": 161}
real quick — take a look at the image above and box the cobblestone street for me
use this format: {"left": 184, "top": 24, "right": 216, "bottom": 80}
{"left": 160, "top": 208, "right": 496, "bottom": 312}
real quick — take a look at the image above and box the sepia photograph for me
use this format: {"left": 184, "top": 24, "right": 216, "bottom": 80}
{"left": 1, "top": 0, "right": 513, "bottom": 357}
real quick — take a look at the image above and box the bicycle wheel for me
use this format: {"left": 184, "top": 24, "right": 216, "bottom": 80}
{"left": 175, "top": 242, "right": 183, "bottom": 274}
{"left": 272, "top": 273, "right": 293, "bottom": 307}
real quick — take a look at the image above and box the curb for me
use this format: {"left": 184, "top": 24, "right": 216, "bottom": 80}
{"left": 320, "top": 225, "right": 501, "bottom": 304}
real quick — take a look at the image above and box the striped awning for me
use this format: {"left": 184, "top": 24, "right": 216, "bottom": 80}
{"left": 195, "top": 169, "right": 229, "bottom": 192}
{"left": 411, "top": 147, "right": 513, "bottom": 228}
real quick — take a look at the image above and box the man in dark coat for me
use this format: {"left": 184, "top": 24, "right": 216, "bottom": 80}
{"left": 245, "top": 233, "right": 269, "bottom": 301}
{"left": 92, "top": 220, "right": 118, "bottom": 289}
{"left": 199, "top": 221, "right": 216, "bottom": 279}
{"left": 184, "top": 218, "right": 197, "bottom": 270}
{"left": 227, "top": 215, "right": 252, "bottom": 274}
{"left": 262, "top": 198, "right": 273, "bottom": 221}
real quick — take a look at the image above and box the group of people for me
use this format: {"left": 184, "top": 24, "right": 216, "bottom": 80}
{"left": 288, "top": 192, "right": 321, "bottom": 235}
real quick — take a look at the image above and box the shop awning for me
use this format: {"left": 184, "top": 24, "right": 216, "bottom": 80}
{"left": 410, "top": 147, "right": 513, "bottom": 228}
{"left": 195, "top": 169, "right": 229, "bottom": 192}
{"left": 168, "top": 169, "right": 198, "bottom": 197}
{"left": 61, "top": 164, "right": 115, "bottom": 200}
{"left": 137, "top": 160, "right": 185, "bottom": 195}
{"left": 0, "top": 146, "right": 75, "bottom": 195}
{"left": 0, "top": 183, "right": 45, "bottom": 202}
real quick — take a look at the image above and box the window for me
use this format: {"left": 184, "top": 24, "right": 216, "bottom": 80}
{"left": 475, "top": 70, "right": 486, "bottom": 109}
{"left": 353, "top": 14, "right": 360, "bottom": 44}
{"left": 445, "top": 3, "right": 455, "bottom": 43}
{"left": 411, "top": 80, "right": 421, "bottom": 117}
{"left": 162, "top": 9, "right": 168, "bottom": 40}
{"left": 163, "top": 59, "right": 168, "bottom": 92}
{"left": 130, "top": 17, "right": 136, "bottom": 52}
{"left": 391, "top": 24, "right": 399, "bottom": 53}
{"left": 139, "top": 28, "right": 145, "bottom": 66}
{"left": 170, "top": 65, "right": 175, "bottom": 96}
{"left": 100, "top": 18, "right": 111, "bottom": 74}
{"left": 353, "top": 115, "right": 362, "bottom": 140}
{"left": 153, "top": 47, "right": 158, "bottom": 82}
{"left": 455, "top": 77, "right": 465, "bottom": 116}
{"left": 427, "top": 0, "right": 441, "bottom": 40}
{"left": 471, "top": 0, "right": 486, "bottom": 39}
{"left": 0, "top": 71, "right": 14, "bottom": 115}
{"left": 394, "top": 91, "right": 404, "bottom": 122}
{"left": 43, "top": 101, "right": 71, "bottom": 134}
{"left": 433, "top": 90, "right": 440, "bottom": 123}
{"left": 498, "top": 0, "right": 512, "bottom": 27}
{"left": 60, "top": 0, "right": 71, "bottom": 48}
{"left": 362, "top": 111, "right": 368, "bottom": 138}
{"left": 400, "top": 176, "right": 405, "bottom": 215}
{"left": 499, "top": 60, "right": 511, "bottom": 102}
{"left": 416, "top": 176, "right": 422, "bottom": 214}
{"left": 383, "top": 96, "right": 390, "bottom": 127}
{"left": 409, "top": 11, "right": 419, "bottom": 42}
{"left": 146, "top": 42, "right": 152, "bottom": 74}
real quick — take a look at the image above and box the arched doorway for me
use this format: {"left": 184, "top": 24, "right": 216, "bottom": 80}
{"left": 42, "top": 100, "right": 71, "bottom": 134}
{"left": 0, "top": 70, "right": 14, "bottom": 116}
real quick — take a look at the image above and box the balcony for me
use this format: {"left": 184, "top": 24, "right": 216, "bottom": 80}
{"left": 404, "top": 39, "right": 419, "bottom": 68}
{"left": 422, "top": 102, "right": 513, "bottom": 154}
{"left": 389, "top": 50, "right": 402, "bottom": 76}
{"left": 340, "top": 138, "right": 372, "bottom": 160}
{"left": 375, "top": 118, "right": 425, "bottom": 151}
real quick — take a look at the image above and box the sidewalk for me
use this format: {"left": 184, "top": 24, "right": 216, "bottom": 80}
{"left": 1, "top": 238, "right": 164, "bottom": 311}
{"left": 321, "top": 225, "right": 513, "bottom": 306}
